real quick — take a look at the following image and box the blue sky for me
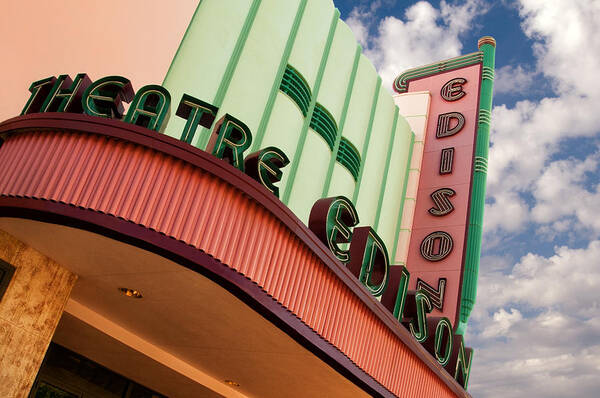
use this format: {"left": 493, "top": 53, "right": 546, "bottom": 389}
{"left": 335, "top": 1, "right": 600, "bottom": 396}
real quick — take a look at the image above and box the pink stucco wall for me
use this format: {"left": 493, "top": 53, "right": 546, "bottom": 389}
{"left": 405, "top": 64, "right": 481, "bottom": 327}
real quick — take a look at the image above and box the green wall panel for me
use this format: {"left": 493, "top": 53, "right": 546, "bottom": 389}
{"left": 215, "top": 0, "right": 300, "bottom": 145}
{"left": 287, "top": 21, "right": 359, "bottom": 223}
{"left": 354, "top": 85, "right": 395, "bottom": 227}
{"left": 161, "top": 0, "right": 420, "bottom": 259}
{"left": 339, "top": 56, "right": 378, "bottom": 150}
{"left": 162, "top": 0, "right": 252, "bottom": 144}
{"left": 287, "top": 0, "right": 335, "bottom": 88}
{"left": 376, "top": 116, "right": 413, "bottom": 252}
{"left": 326, "top": 56, "right": 379, "bottom": 200}
{"left": 315, "top": 23, "right": 357, "bottom": 122}
{"left": 327, "top": 161, "right": 357, "bottom": 199}
{"left": 260, "top": 93, "right": 305, "bottom": 183}
{"left": 287, "top": 133, "right": 333, "bottom": 221}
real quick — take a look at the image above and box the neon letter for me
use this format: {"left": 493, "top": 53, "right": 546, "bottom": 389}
{"left": 175, "top": 94, "right": 218, "bottom": 144}
{"left": 124, "top": 85, "right": 171, "bottom": 132}
{"left": 244, "top": 147, "right": 290, "bottom": 198}
{"left": 348, "top": 226, "right": 390, "bottom": 297}
{"left": 82, "top": 76, "right": 134, "bottom": 118}
{"left": 21, "top": 77, "right": 56, "bottom": 115}
{"left": 309, "top": 196, "right": 359, "bottom": 263}
{"left": 206, "top": 114, "right": 252, "bottom": 171}
{"left": 40, "top": 73, "right": 92, "bottom": 113}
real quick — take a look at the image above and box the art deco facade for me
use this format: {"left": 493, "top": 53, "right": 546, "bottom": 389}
{"left": 0, "top": 1, "right": 494, "bottom": 397}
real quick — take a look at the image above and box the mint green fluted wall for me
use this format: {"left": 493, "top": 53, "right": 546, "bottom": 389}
{"left": 327, "top": 56, "right": 379, "bottom": 200}
{"left": 353, "top": 86, "right": 395, "bottom": 227}
{"left": 162, "top": 0, "right": 253, "bottom": 145}
{"left": 287, "top": 22, "right": 357, "bottom": 222}
{"left": 161, "top": 0, "right": 415, "bottom": 253}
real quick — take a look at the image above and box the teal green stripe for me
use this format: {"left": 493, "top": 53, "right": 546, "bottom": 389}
{"left": 373, "top": 107, "right": 399, "bottom": 230}
{"left": 197, "top": 0, "right": 262, "bottom": 149}
{"left": 352, "top": 76, "right": 381, "bottom": 204}
{"left": 280, "top": 68, "right": 312, "bottom": 116}
{"left": 322, "top": 45, "right": 361, "bottom": 196}
{"left": 336, "top": 138, "right": 361, "bottom": 179}
{"left": 251, "top": 0, "right": 307, "bottom": 152}
{"left": 391, "top": 131, "right": 415, "bottom": 260}
{"left": 281, "top": 9, "right": 340, "bottom": 204}
{"left": 310, "top": 104, "right": 337, "bottom": 150}
{"left": 162, "top": 1, "right": 204, "bottom": 86}
{"left": 457, "top": 40, "right": 495, "bottom": 335}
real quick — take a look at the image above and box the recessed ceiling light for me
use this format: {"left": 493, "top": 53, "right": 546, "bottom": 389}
{"left": 224, "top": 380, "right": 240, "bottom": 387}
{"left": 118, "top": 287, "right": 143, "bottom": 299}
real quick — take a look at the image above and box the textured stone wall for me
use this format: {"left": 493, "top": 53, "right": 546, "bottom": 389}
{"left": 0, "top": 229, "right": 77, "bottom": 398}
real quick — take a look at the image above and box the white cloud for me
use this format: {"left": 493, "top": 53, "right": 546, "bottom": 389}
{"left": 474, "top": 241, "right": 600, "bottom": 315}
{"left": 485, "top": 0, "right": 600, "bottom": 235}
{"left": 481, "top": 308, "right": 523, "bottom": 338}
{"left": 469, "top": 241, "right": 600, "bottom": 397}
{"left": 346, "top": 0, "right": 487, "bottom": 89}
{"left": 531, "top": 153, "right": 600, "bottom": 232}
{"left": 494, "top": 64, "right": 538, "bottom": 94}
{"left": 484, "top": 190, "right": 530, "bottom": 232}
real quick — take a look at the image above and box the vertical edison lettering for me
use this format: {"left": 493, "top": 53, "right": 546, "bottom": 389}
{"left": 416, "top": 278, "right": 446, "bottom": 310}
{"left": 436, "top": 112, "right": 465, "bottom": 138}
{"left": 420, "top": 231, "right": 453, "bottom": 261}
{"left": 440, "top": 147, "right": 455, "bottom": 174}
{"left": 429, "top": 188, "right": 456, "bottom": 217}
{"left": 440, "top": 78, "right": 467, "bottom": 101}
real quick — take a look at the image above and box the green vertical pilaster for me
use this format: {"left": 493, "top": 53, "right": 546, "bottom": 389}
{"left": 457, "top": 37, "right": 496, "bottom": 335}
{"left": 352, "top": 77, "right": 381, "bottom": 204}
{"left": 321, "top": 45, "right": 361, "bottom": 197}
{"left": 251, "top": 0, "right": 307, "bottom": 152}
{"left": 373, "top": 108, "right": 399, "bottom": 229}
{"left": 197, "top": 0, "right": 262, "bottom": 150}
{"left": 281, "top": 9, "right": 340, "bottom": 204}
{"left": 162, "top": 1, "right": 204, "bottom": 86}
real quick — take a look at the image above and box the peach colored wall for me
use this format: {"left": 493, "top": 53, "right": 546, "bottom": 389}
{"left": 404, "top": 64, "right": 481, "bottom": 326}
{"left": 0, "top": 0, "right": 197, "bottom": 120}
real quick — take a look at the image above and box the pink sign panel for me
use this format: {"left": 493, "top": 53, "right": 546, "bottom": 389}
{"left": 405, "top": 64, "right": 482, "bottom": 327}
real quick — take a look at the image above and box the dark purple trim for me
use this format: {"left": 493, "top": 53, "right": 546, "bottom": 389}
{"left": 0, "top": 113, "right": 469, "bottom": 397}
